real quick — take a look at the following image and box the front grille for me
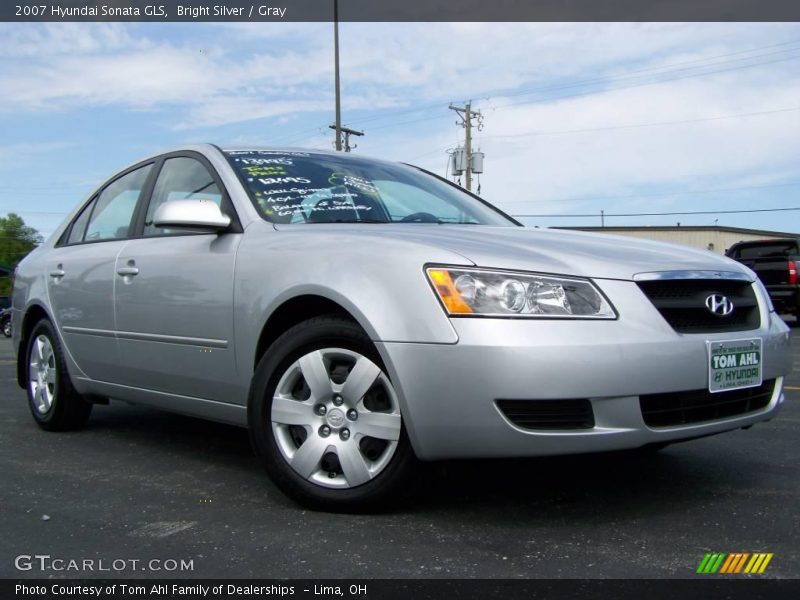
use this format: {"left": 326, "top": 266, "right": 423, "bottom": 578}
{"left": 637, "top": 279, "right": 760, "bottom": 333}
{"left": 496, "top": 399, "right": 594, "bottom": 430}
{"left": 640, "top": 380, "right": 774, "bottom": 428}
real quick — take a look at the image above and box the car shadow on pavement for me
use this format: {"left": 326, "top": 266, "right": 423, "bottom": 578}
{"left": 409, "top": 449, "right": 732, "bottom": 515}
{"left": 77, "top": 400, "right": 765, "bottom": 521}
{"left": 86, "top": 402, "right": 256, "bottom": 466}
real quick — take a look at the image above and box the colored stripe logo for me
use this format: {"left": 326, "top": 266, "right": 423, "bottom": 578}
{"left": 697, "top": 552, "right": 773, "bottom": 574}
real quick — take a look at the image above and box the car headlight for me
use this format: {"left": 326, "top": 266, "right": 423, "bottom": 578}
{"left": 426, "top": 267, "right": 616, "bottom": 319}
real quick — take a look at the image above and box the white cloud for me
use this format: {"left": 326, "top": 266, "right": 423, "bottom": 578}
{"left": 0, "top": 22, "right": 138, "bottom": 57}
{"left": 0, "top": 142, "right": 74, "bottom": 164}
{"left": 2, "top": 21, "right": 799, "bottom": 230}
{"left": 463, "top": 72, "right": 800, "bottom": 207}
{"left": 4, "top": 22, "right": 797, "bottom": 129}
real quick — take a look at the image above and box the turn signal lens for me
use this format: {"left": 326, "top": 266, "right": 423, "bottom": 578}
{"left": 427, "top": 269, "right": 474, "bottom": 314}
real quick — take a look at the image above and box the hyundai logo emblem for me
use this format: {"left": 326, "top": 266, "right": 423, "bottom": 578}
{"left": 327, "top": 408, "right": 345, "bottom": 428}
{"left": 705, "top": 294, "right": 734, "bottom": 316}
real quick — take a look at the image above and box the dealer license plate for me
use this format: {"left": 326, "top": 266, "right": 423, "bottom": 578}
{"left": 707, "top": 338, "right": 762, "bottom": 393}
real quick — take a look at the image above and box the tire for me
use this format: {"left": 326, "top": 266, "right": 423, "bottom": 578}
{"left": 25, "top": 319, "right": 92, "bottom": 431}
{"left": 2, "top": 316, "right": 11, "bottom": 338}
{"left": 249, "top": 315, "right": 417, "bottom": 512}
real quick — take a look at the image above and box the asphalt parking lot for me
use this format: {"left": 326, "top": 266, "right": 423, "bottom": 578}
{"left": 0, "top": 324, "right": 798, "bottom": 580}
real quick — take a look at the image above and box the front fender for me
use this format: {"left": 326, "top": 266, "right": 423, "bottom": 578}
{"left": 232, "top": 225, "right": 474, "bottom": 383}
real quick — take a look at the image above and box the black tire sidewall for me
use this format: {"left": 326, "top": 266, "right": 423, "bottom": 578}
{"left": 25, "top": 319, "right": 91, "bottom": 430}
{"left": 249, "top": 317, "right": 416, "bottom": 511}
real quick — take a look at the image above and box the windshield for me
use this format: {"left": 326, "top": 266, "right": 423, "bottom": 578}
{"left": 224, "top": 150, "right": 516, "bottom": 226}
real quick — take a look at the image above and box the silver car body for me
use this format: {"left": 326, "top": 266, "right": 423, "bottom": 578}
{"left": 12, "top": 144, "right": 793, "bottom": 460}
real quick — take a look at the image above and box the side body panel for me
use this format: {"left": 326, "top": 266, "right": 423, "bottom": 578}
{"left": 113, "top": 233, "right": 244, "bottom": 403}
{"left": 231, "top": 221, "right": 472, "bottom": 392}
{"left": 44, "top": 242, "right": 125, "bottom": 381}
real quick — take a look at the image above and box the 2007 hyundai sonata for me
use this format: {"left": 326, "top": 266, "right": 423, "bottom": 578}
{"left": 11, "top": 144, "right": 792, "bottom": 510}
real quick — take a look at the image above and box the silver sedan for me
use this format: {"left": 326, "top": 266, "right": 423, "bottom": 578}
{"left": 11, "top": 145, "right": 793, "bottom": 510}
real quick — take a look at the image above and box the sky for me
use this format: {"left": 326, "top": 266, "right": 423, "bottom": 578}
{"left": 1, "top": 21, "right": 799, "bottom": 239}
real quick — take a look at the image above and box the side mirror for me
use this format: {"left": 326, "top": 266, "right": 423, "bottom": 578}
{"left": 153, "top": 200, "right": 231, "bottom": 231}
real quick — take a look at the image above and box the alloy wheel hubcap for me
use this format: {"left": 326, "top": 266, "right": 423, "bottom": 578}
{"left": 271, "top": 348, "right": 402, "bottom": 489}
{"left": 29, "top": 334, "right": 56, "bottom": 414}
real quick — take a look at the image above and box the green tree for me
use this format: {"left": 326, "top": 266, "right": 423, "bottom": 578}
{"left": 0, "top": 213, "right": 43, "bottom": 296}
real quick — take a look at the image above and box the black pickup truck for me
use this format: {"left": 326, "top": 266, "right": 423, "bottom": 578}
{"left": 726, "top": 238, "right": 799, "bottom": 320}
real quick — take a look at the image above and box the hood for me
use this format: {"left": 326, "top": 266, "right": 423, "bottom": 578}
{"left": 273, "top": 223, "right": 753, "bottom": 281}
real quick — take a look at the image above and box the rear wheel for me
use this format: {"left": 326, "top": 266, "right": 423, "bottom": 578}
{"left": 2, "top": 315, "right": 11, "bottom": 338}
{"left": 249, "top": 316, "right": 416, "bottom": 511}
{"left": 25, "top": 319, "right": 92, "bottom": 431}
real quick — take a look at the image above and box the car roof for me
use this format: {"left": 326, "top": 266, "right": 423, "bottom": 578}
{"left": 218, "top": 145, "right": 405, "bottom": 165}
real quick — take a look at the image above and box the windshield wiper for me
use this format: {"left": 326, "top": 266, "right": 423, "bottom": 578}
{"left": 307, "top": 218, "right": 389, "bottom": 224}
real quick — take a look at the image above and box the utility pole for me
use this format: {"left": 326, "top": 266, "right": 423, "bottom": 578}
{"left": 464, "top": 104, "right": 472, "bottom": 191}
{"left": 449, "top": 102, "right": 483, "bottom": 192}
{"left": 328, "top": 125, "right": 363, "bottom": 152}
{"left": 333, "top": 0, "right": 342, "bottom": 151}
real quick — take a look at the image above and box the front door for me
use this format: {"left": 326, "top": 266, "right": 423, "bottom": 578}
{"left": 113, "top": 155, "right": 242, "bottom": 403}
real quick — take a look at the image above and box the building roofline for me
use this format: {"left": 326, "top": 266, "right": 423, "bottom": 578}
{"left": 554, "top": 225, "right": 798, "bottom": 238}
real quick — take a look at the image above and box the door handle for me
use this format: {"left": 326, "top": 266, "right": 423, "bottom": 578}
{"left": 116, "top": 267, "right": 139, "bottom": 277}
{"left": 49, "top": 264, "right": 65, "bottom": 279}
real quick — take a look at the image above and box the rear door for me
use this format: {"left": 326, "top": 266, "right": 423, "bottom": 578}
{"left": 113, "top": 153, "right": 243, "bottom": 403}
{"left": 45, "top": 162, "right": 154, "bottom": 381}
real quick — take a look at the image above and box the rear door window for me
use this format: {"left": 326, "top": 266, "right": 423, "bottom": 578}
{"left": 84, "top": 164, "right": 152, "bottom": 242}
{"left": 66, "top": 198, "right": 96, "bottom": 245}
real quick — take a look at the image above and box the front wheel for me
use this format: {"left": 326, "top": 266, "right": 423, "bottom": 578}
{"left": 25, "top": 319, "right": 92, "bottom": 431}
{"left": 2, "top": 316, "right": 11, "bottom": 338}
{"left": 249, "top": 316, "right": 417, "bottom": 512}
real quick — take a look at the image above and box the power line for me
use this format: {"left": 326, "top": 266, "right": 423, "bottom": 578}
{"left": 485, "top": 44, "right": 800, "bottom": 107}
{"left": 511, "top": 207, "right": 800, "bottom": 218}
{"left": 0, "top": 210, "right": 69, "bottom": 215}
{"left": 404, "top": 105, "right": 800, "bottom": 162}
{"left": 270, "top": 37, "right": 800, "bottom": 144}
{"left": 502, "top": 180, "right": 800, "bottom": 205}
{"left": 363, "top": 113, "right": 450, "bottom": 133}
{"left": 332, "top": 49, "right": 800, "bottom": 138}
{"left": 484, "top": 106, "right": 800, "bottom": 139}
{"left": 0, "top": 183, "right": 92, "bottom": 190}
{"left": 487, "top": 53, "right": 800, "bottom": 112}
{"left": 349, "top": 37, "right": 800, "bottom": 129}
{"left": 266, "top": 125, "right": 330, "bottom": 146}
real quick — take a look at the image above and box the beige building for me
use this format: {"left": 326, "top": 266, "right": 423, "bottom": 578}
{"left": 556, "top": 225, "right": 798, "bottom": 255}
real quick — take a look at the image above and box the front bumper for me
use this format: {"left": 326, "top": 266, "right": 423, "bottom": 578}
{"left": 378, "top": 279, "right": 792, "bottom": 460}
